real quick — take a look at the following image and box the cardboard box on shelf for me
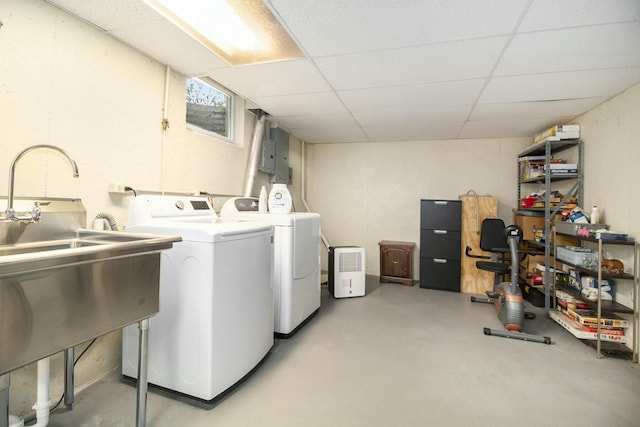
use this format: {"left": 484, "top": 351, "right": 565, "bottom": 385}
{"left": 514, "top": 212, "right": 544, "bottom": 241}
{"left": 521, "top": 254, "right": 563, "bottom": 277}
{"left": 513, "top": 211, "right": 578, "bottom": 246}
{"left": 557, "top": 234, "right": 579, "bottom": 246}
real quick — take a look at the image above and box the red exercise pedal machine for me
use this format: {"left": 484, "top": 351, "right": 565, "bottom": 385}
{"left": 467, "top": 223, "right": 551, "bottom": 344}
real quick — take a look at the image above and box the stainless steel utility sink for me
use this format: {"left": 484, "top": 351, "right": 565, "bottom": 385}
{"left": 0, "top": 150, "right": 171, "bottom": 426}
{"left": 0, "top": 239, "right": 102, "bottom": 256}
{"left": 0, "top": 229, "right": 178, "bottom": 279}
{"left": 0, "top": 199, "right": 180, "bottom": 377}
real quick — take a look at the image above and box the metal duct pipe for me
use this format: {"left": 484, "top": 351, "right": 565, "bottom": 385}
{"left": 243, "top": 111, "right": 267, "bottom": 197}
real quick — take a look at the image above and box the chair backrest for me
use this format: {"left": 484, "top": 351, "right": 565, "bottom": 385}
{"left": 479, "top": 218, "right": 507, "bottom": 252}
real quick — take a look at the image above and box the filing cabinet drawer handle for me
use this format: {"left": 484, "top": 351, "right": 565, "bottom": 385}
{"left": 434, "top": 200, "right": 448, "bottom": 205}
{"left": 433, "top": 258, "right": 447, "bottom": 264}
{"left": 433, "top": 230, "right": 448, "bottom": 235}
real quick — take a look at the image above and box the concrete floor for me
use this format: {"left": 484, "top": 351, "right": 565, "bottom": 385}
{"left": 44, "top": 277, "right": 640, "bottom": 427}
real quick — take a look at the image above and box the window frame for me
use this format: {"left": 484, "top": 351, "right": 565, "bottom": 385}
{"left": 186, "top": 76, "right": 241, "bottom": 144}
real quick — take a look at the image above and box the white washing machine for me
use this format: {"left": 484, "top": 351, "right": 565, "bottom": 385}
{"left": 121, "top": 195, "right": 274, "bottom": 401}
{"left": 221, "top": 197, "right": 321, "bottom": 337}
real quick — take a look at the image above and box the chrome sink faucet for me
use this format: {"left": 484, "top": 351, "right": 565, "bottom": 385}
{"left": 2, "top": 144, "right": 79, "bottom": 222}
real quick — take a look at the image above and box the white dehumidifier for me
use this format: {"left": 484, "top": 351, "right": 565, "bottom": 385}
{"left": 328, "top": 246, "right": 366, "bottom": 298}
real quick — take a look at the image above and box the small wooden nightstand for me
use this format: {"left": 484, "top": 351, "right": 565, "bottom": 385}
{"left": 378, "top": 240, "right": 415, "bottom": 286}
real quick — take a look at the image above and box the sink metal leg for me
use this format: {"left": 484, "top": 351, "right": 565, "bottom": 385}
{"left": 64, "top": 348, "right": 74, "bottom": 409}
{"left": 136, "top": 318, "right": 150, "bottom": 427}
{"left": 1, "top": 374, "right": 9, "bottom": 427}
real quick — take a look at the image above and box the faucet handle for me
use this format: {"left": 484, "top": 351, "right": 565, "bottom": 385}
{"left": 1, "top": 202, "right": 42, "bottom": 223}
{"left": 31, "top": 202, "right": 42, "bottom": 223}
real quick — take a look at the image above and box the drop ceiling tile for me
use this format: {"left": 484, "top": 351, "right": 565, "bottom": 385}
{"left": 268, "top": 0, "right": 527, "bottom": 56}
{"left": 480, "top": 68, "right": 640, "bottom": 103}
{"left": 519, "top": 0, "right": 640, "bottom": 32}
{"left": 497, "top": 23, "right": 640, "bottom": 76}
{"left": 363, "top": 122, "right": 464, "bottom": 142}
{"left": 459, "top": 118, "right": 570, "bottom": 139}
{"left": 110, "top": 21, "right": 228, "bottom": 75}
{"left": 46, "top": 0, "right": 162, "bottom": 29}
{"left": 354, "top": 105, "right": 472, "bottom": 127}
{"left": 250, "top": 92, "right": 347, "bottom": 116}
{"left": 316, "top": 37, "right": 507, "bottom": 90}
{"left": 289, "top": 125, "right": 368, "bottom": 144}
{"left": 202, "top": 59, "right": 331, "bottom": 98}
{"left": 276, "top": 113, "right": 359, "bottom": 130}
{"left": 471, "top": 98, "right": 607, "bottom": 120}
{"left": 338, "top": 79, "right": 486, "bottom": 112}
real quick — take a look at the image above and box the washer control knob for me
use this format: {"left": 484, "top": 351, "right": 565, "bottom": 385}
{"left": 175, "top": 200, "right": 184, "bottom": 210}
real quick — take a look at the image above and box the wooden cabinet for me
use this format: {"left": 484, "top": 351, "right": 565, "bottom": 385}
{"left": 420, "top": 199, "right": 461, "bottom": 292}
{"left": 379, "top": 241, "right": 414, "bottom": 286}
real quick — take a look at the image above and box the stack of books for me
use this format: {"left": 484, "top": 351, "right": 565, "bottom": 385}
{"left": 545, "top": 162, "right": 578, "bottom": 175}
{"left": 552, "top": 304, "right": 628, "bottom": 343}
{"left": 534, "top": 124, "right": 580, "bottom": 144}
{"left": 519, "top": 157, "right": 577, "bottom": 180}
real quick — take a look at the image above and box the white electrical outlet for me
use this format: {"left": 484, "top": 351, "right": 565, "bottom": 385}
{"left": 108, "top": 183, "right": 127, "bottom": 194}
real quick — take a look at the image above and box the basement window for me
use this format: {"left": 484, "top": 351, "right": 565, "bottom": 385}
{"left": 186, "top": 77, "right": 235, "bottom": 142}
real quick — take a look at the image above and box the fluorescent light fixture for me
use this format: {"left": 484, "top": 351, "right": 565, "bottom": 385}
{"left": 143, "top": 0, "right": 303, "bottom": 66}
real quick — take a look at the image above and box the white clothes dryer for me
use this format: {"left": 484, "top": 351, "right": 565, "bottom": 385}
{"left": 221, "top": 197, "right": 321, "bottom": 337}
{"left": 121, "top": 195, "right": 274, "bottom": 401}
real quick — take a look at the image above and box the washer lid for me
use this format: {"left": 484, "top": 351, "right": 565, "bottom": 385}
{"left": 221, "top": 198, "right": 320, "bottom": 226}
{"left": 222, "top": 211, "right": 294, "bottom": 226}
{"left": 126, "top": 196, "right": 273, "bottom": 242}
{"left": 126, "top": 219, "right": 272, "bottom": 242}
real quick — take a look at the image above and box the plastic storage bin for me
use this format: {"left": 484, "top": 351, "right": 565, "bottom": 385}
{"left": 556, "top": 246, "right": 598, "bottom": 269}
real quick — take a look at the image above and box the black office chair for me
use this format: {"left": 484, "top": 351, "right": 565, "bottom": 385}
{"left": 465, "top": 218, "right": 510, "bottom": 304}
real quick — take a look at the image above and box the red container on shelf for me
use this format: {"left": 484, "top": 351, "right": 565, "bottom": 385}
{"left": 520, "top": 196, "right": 537, "bottom": 208}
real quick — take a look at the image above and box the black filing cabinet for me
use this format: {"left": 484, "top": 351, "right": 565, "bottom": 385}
{"left": 420, "top": 199, "right": 461, "bottom": 292}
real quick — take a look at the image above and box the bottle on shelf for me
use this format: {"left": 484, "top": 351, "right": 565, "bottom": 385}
{"left": 590, "top": 205, "right": 600, "bottom": 224}
{"left": 258, "top": 185, "right": 268, "bottom": 213}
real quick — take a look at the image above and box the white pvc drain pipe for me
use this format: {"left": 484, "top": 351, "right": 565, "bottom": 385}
{"left": 32, "top": 357, "right": 51, "bottom": 427}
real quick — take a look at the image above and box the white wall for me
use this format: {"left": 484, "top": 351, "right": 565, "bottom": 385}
{"left": 306, "top": 138, "right": 530, "bottom": 275}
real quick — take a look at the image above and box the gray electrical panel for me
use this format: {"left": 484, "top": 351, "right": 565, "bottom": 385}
{"left": 258, "top": 136, "right": 276, "bottom": 174}
{"left": 268, "top": 127, "right": 289, "bottom": 184}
